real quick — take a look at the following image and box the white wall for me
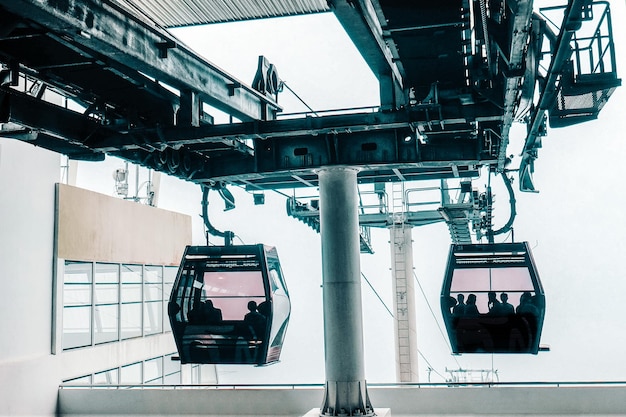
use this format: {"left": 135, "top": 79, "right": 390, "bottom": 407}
{"left": 0, "top": 140, "right": 188, "bottom": 416}
{"left": 0, "top": 140, "right": 60, "bottom": 415}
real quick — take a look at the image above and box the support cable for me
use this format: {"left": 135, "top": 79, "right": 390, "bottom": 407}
{"left": 416, "top": 351, "right": 446, "bottom": 381}
{"left": 361, "top": 271, "right": 394, "bottom": 318}
{"left": 362, "top": 269, "right": 450, "bottom": 381}
{"left": 413, "top": 270, "right": 461, "bottom": 369}
{"left": 280, "top": 81, "right": 320, "bottom": 117}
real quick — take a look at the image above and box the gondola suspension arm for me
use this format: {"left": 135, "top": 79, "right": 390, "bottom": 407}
{"left": 201, "top": 183, "right": 235, "bottom": 246}
{"left": 487, "top": 171, "right": 517, "bottom": 243}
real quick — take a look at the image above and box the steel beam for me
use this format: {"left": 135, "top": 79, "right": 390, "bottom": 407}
{"left": 519, "top": 0, "right": 593, "bottom": 192}
{"left": 329, "top": 0, "right": 405, "bottom": 109}
{"left": 497, "top": 0, "right": 534, "bottom": 170}
{"left": 0, "top": 0, "right": 280, "bottom": 122}
{"left": 0, "top": 88, "right": 108, "bottom": 158}
{"left": 87, "top": 103, "right": 504, "bottom": 152}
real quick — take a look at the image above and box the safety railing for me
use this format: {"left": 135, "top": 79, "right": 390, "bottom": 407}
{"left": 59, "top": 380, "right": 626, "bottom": 390}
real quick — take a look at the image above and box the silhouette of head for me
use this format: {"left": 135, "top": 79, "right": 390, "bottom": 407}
{"left": 457, "top": 294, "right": 465, "bottom": 303}
{"left": 500, "top": 293, "right": 509, "bottom": 303}
{"left": 247, "top": 300, "right": 258, "bottom": 312}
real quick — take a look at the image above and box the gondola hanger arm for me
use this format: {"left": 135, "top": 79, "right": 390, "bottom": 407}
{"left": 201, "top": 183, "right": 234, "bottom": 246}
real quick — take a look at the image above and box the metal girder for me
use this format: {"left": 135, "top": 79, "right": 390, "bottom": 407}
{"left": 85, "top": 102, "right": 506, "bottom": 152}
{"left": 0, "top": 0, "right": 280, "bottom": 122}
{"left": 0, "top": 0, "right": 531, "bottom": 191}
{"left": 518, "top": 0, "right": 620, "bottom": 192}
{"left": 0, "top": 87, "right": 107, "bottom": 159}
{"left": 496, "top": 0, "right": 534, "bottom": 170}
{"left": 88, "top": 111, "right": 412, "bottom": 152}
{"left": 0, "top": 82, "right": 485, "bottom": 187}
{"left": 328, "top": 0, "right": 405, "bottom": 109}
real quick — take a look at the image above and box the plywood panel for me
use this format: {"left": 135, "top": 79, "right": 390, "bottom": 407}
{"left": 56, "top": 183, "right": 191, "bottom": 265}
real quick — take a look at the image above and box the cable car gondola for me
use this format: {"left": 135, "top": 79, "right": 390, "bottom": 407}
{"left": 168, "top": 244, "right": 290, "bottom": 365}
{"left": 441, "top": 242, "right": 545, "bottom": 354}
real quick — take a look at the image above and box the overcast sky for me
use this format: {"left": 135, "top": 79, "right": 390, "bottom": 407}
{"left": 76, "top": 0, "right": 626, "bottom": 384}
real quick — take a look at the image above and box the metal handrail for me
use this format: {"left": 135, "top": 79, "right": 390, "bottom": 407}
{"left": 59, "top": 380, "right": 626, "bottom": 390}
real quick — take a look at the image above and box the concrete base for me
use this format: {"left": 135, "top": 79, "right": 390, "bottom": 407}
{"left": 59, "top": 385, "right": 626, "bottom": 416}
{"left": 303, "top": 408, "right": 391, "bottom": 417}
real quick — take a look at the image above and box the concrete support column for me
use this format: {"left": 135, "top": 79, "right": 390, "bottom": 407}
{"left": 389, "top": 224, "right": 419, "bottom": 382}
{"left": 318, "top": 167, "right": 373, "bottom": 417}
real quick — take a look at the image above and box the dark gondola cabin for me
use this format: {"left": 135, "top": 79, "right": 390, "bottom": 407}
{"left": 441, "top": 242, "right": 545, "bottom": 354}
{"left": 168, "top": 244, "right": 290, "bottom": 365}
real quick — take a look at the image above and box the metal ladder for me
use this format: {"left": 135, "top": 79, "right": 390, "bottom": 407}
{"left": 389, "top": 180, "right": 418, "bottom": 381}
{"left": 391, "top": 181, "right": 405, "bottom": 224}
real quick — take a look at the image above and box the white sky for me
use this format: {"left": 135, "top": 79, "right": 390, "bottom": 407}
{"left": 76, "top": 0, "right": 626, "bottom": 384}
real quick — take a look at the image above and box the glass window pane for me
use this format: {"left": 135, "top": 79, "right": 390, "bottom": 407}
{"left": 164, "top": 267, "right": 177, "bottom": 286}
{"left": 64, "top": 284, "right": 92, "bottom": 306}
{"left": 121, "top": 303, "right": 142, "bottom": 339}
{"left": 94, "top": 368, "right": 119, "bottom": 385}
{"left": 211, "top": 296, "right": 265, "bottom": 321}
{"left": 96, "top": 263, "right": 119, "bottom": 283}
{"left": 203, "top": 271, "right": 265, "bottom": 298}
{"left": 451, "top": 267, "right": 534, "bottom": 292}
{"left": 144, "top": 282, "right": 161, "bottom": 302}
{"left": 144, "top": 357, "right": 163, "bottom": 385}
{"left": 94, "top": 304, "right": 119, "bottom": 344}
{"left": 65, "top": 261, "right": 92, "bottom": 284}
{"left": 121, "top": 265, "right": 142, "bottom": 283}
{"left": 163, "top": 267, "right": 177, "bottom": 332}
{"left": 63, "top": 306, "right": 91, "bottom": 349}
{"left": 490, "top": 267, "right": 534, "bottom": 291}
{"left": 190, "top": 365, "right": 200, "bottom": 384}
{"left": 145, "top": 266, "right": 162, "bottom": 283}
{"left": 95, "top": 284, "right": 118, "bottom": 305}
{"left": 163, "top": 372, "right": 180, "bottom": 385}
{"left": 121, "top": 284, "right": 142, "bottom": 303}
{"left": 63, "top": 375, "right": 92, "bottom": 384}
{"left": 450, "top": 268, "right": 491, "bottom": 292}
{"left": 163, "top": 353, "right": 180, "bottom": 376}
{"left": 120, "top": 362, "right": 142, "bottom": 385}
{"left": 199, "top": 365, "right": 217, "bottom": 384}
{"left": 144, "top": 301, "right": 162, "bottom": 335}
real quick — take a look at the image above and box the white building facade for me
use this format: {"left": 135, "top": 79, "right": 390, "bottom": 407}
{"left": 0, "top": 140, "right": 215, "bottom": 416}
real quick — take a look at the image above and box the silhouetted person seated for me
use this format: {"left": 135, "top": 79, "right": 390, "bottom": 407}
{"left": 187, "top": 302, "right": 203, "bottom": 323}
{"left": 257, "top": 300, "right": 271, "bottom": 317}
{"left": 188, "top": 300, "right": 222, "bottom": 324}
{"left": 244, "top": 301, "right": 266, "bottom": 340}
{"left": 487, "top": 291, "right": 502, "bottom": 315}
{"left": 464, "top": 294, "right": 479, "bottom": 316}
{"left": 516, "top": 291, "right": 539, "bottom": 316}
{"left": 452, "top": 294, "right": 465, "bottom": 316}
{"left": 202, "top": 300, "right": 223, "bottom": 324}
{"left": 446, "top": 295, "right": 457, "bottom": 315}
{"left": 500, "top": 293, "right": 515, "bottom": 315}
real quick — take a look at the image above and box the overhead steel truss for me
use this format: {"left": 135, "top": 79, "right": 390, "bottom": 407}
{"left": 0, "top": 0, "right": 620, "bottom": 194}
